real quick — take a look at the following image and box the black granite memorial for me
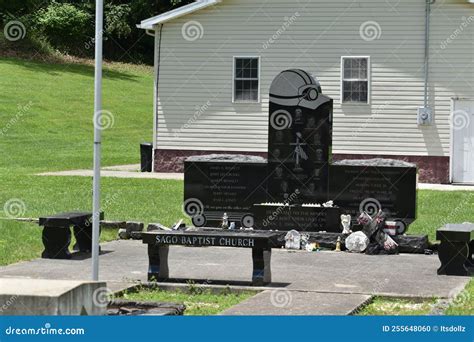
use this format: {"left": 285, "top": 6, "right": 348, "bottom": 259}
{"left": 251, "top": 69, "right": 342, "bottom": 232}
{"left": 184, "top": 155, "right": 267, "bottom": 228}
{"left": 183, "top": 69, "right": 418, "bottom": 234}
{"left": 38, "top": 211, "right": 104, "bottom": 259}
{"left": 141, "top": 229, "right": 281, "bottom": 285}
{"left": 267, "top": 69, "right": 332, "bottom": 204}
{"left": 329, "top": 159, "right": 417, "bottom": 233}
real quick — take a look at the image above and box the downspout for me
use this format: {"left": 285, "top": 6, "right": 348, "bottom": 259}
{"left": 418, "top": 0, "right": 435, "bottom": 126}
{"left": 424, "top": 0, "right": 435, "bottom": 109}
{"left": 151, "top": 24, "right": 163, "bottom": 172}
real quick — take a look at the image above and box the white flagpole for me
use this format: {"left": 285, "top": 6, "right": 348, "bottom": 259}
{"left": 92, "top": 0, "right": 104, "bottom": 281}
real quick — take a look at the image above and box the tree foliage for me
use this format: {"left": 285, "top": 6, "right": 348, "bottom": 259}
{"left": 36, "top": 1, "right": 92, "bottom": 51}
{"left": 0, "top": 0, "right": 193, "bottom": 64}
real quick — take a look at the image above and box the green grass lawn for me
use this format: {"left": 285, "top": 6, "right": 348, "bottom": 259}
{"left": 445, "top": 280, "right": 474, "bottom": 316}
{"left": 411, "top": 191, "right": 474, "bottom": 240}
{"left": 0, "top": 57, "right": 184, "bottom": 264}
{"left": 0, "top": 57, "right": 153, "bottom": 172}
{"left": 358, "top": 297, "right": 437, "bottom": 316}
{"left": 121, "top": 287, "right": 256, "bottom": 316}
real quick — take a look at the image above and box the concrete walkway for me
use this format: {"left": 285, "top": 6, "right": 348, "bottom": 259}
{"left": 36, "top": 164, "right": 184, "bottom": 180}
{"left": 102, "top": 164, "right": 141, "bottom": 171}
{"left": 35, "top": 165, "right": 474, "bottom": 190}
{"left": 0, "top": 240, "right": 469, "bottom": 315}
{"left": 418, "top": 183, "right": 474, "bottom": 191}
{"left": 222, "top": 291, "right": 371, "bottom": 315}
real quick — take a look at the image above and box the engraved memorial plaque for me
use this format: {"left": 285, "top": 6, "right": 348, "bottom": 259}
{"left": 184, "top": 155, "right": 267, "bottom": 228}
{"left": 328, "top": 159, "right": 417, "bottom": 232}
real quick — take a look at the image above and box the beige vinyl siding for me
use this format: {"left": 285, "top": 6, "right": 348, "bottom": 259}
{"left": 155, "top": 0, "right": 474, "bottom": 156}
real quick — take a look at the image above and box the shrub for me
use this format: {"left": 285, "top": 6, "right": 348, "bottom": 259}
{"left": 35, "top": 1, "right": 92, "bottom": 53}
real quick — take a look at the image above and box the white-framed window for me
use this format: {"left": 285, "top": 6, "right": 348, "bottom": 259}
{"left": 233, "top": 56, "right": 260, "bottom": 103}
{"left": 341, "top": 56, "right": 370, "bottom": 104}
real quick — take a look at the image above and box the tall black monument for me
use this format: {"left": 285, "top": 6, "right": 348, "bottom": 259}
{"left": 267, "top": 70, "right": 333, "bottom": 204}
{"left": 183, "top": 69, "right": 417, "bottom": 233}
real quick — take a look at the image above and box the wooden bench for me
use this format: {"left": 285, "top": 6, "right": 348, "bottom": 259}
{"left": 141, "top": 229, "right": 282, "bottom": 286}
{"left": 437, "top": 223, "right": 473, "bottom": 276}
{"left": 38, "top": 211, "right": 104, "bottom": 259}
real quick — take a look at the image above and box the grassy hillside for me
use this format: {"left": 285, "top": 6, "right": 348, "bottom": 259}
{"left": 0, "top": 57, "right": 154, "bottom": 172}
{"left": 0, "top": 57, "right": 184, "bottom": 265}
{"left": 0, "top": 57, "right": 188, "bottom": 223}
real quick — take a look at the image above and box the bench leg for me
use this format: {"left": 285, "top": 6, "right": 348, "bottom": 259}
{"left": 468, "top": 240, "right": 474, "bottom": 268}
{"left": 148, "top": 244, "right": 169, "bottom": 281}
{"left": 73, "top": 224, "right": 97, "bottom": 253}
{"left": 252, "top": 248, "right": 271, "bottom": 286}
{"left": 437, "top": 240, "right": 470, "bottom": 276}
{"left": 41, "top": 226, "right": 71, "bottom": 259}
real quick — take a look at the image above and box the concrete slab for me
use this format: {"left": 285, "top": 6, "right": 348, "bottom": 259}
{"left": 102, "top": 164, "right": 140, "bottom": 171}
{"left": 222, "top": 290, "right": 371, "bottom": 316}
{"left": 36, "top": 170, "right": 184, "bottom": 180}
{"left": 418, "top": 183, "right": 474, "bottom": 191}
{"left": 0, "top": 279, "right": 106, "bottom": 315}
{"left": 0, "top": 241, "right": 468, "bottom": 301}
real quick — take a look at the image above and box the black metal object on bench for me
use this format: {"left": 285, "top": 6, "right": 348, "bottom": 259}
{"left": 141, "top": 229, "right": 282, "bottom": 286}
{"left": 437, "top": 224, "right": 474, "bottom": 276}
{"left": 38, "top": 211, "right": 104, "bottom": 259}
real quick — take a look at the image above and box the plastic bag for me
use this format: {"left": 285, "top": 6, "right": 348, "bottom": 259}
{"left": 345, "top": 231, "right": 369, "bottom": 253}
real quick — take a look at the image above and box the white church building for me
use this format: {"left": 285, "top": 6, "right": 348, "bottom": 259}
{"left": 138, "top": 0, "right": 474, "bottom": 184}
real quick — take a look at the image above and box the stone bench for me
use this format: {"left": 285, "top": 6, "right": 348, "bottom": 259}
{"left": 141, "top": 229, "right": 282, "bottom": 286}
{"left": 38, "top": 211, "right": 104, "bottom": 259}
{"left": 437, "top": 223, "right": 473, "bottom": 276}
